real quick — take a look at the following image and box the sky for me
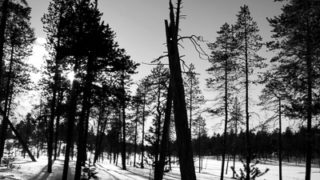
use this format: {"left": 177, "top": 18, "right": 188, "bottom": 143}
{"left": 24, "top": 0, "right": 291, "bottom": 134}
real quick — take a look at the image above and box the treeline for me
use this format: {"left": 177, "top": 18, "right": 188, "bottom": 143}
{"left": 191, "top": 127, "right": 320, "bottom": 163}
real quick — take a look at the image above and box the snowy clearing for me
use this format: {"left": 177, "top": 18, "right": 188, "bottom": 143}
{"left": 0, "top": 156, "right": 319, "bottom": 180}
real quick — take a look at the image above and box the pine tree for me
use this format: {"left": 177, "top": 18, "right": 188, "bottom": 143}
{"left": 184, "top": 63, "right": 205, "bottom": 136}
{"left": 0, "top": 0, "right": 35, "bottom": 163}
{"left": 234, "top": 5, "right": 265, "bottom": 180}
{"left": 259, "top": 68, "right": 287, "bottom": 180}
{"left": 207, "top": 22, "right": 238, "bottom": 180}
{"left": 268, "top": 1, "right": 320, "bottom": 179}
{"left": 145, "top": 63, "right": 169, "bottom": 168}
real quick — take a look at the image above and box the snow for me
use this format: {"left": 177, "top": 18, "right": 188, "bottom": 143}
{"left": 1, "top": 155, "right": 319, "bottom": 180}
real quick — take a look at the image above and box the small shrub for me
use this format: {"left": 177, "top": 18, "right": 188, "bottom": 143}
{"left": 231, "top": 159, "right": 269, "bottom": 180}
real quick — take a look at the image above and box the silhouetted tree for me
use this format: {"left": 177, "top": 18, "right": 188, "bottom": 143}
{"left": 268, "top": 1, "right": 320, "bottom": 179}
{"left": 234, "top": 5, "right": 265, "bottom": 179}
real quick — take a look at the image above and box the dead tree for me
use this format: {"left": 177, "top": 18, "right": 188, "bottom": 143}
{"left": 164, "top": 1, "right": 196, "bottom": 179}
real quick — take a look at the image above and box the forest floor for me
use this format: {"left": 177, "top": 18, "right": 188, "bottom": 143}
{"left": 0, "top": 155, "right": 319, "bottom": 180}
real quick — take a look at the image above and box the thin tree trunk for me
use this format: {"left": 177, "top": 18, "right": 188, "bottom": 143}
{"left": 232, "top": 101, "right": 238, "bottom": 179}
{"left": 134, "top": 105, "right": 139, "bottom": 167}
{"left": 62, "top": 71, "right": 79, "bottom": 180}
{"left": 189, "top": 77, "right": 193, "bottom": 134}
{"left": 75, "top": 52, "right": 95, "bottom": 179}
{"left": 54, "top": 91, "right": 63, "bottom": 160}
{"left": 198, "top": 121, "right": 201, "bottom": 173}
{"left": 164, "top": 1, "right": 196, "bottom": 179}
{"left": 220, "top": 53, "right": 228, "bottom": 180}
{"left": 141, "top": 92, "right": 146, "bottom": 168}
{"left": 244, "top": 20, "right": 251, "bottom": 180}
{"left": 154, "top": 83, "right": 172, "bottom": 180}
{"left": 155, "top": 81, "right": 162, "bottom": 165}
{"left": 305, "top": 16, "right": 313, "bottom": 180}
{"left": 278, "top": 98, "right": 282, "bottom": 180}
{"left": 120, "top": 73, "right": 127, "bottom": 170}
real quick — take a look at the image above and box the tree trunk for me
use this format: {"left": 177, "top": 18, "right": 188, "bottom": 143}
{"left": 220, "top": 55, "right": 228, "bottom": 180}
{"left": 0, "top": 45, "right": 14, "bottom": 163}
{"left": 278, "top": 98, "right": 282, "bottom": 180}
{"left": 134, "top": 105, "right": 139, "bottom": 167}
{"left": 62, "top": 73, "right": 80, "bottom": 180}
{"left": 54, "top": 91, "right": 63, "bottom": 160}
{"left": 164, "top": 1, "right": 196, "bottom": 179}
{"left": 154, "top": 83, "right": 172, "bottom": 180}
{"left": 75, "top": 52, "right": 95, "bottom": 179}
{"left": 305, "top": 17, "right": 313, "bottom": 180}
{"left": 120, "top": 73, "right": 127, "bottom": 170}
{"left": 141, "top": 92, "right": 146, "bottom": 168}
{"left": 244, "top": 21, "right": 251, "bottom": 180}
{"left": 0, "top": 0, "right": 9, "bottom": 88}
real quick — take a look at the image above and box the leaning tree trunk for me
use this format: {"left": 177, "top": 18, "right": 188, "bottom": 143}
{"left": 0, "top": 109, "right": 36, "bottom": 162}
{"left": 154, "top": 82, "right": 172, "bottom": 180}
{"left": 164, "top": 1, "right": 196, "bottom": 179}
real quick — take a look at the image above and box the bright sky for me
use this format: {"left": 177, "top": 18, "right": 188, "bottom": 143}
{"left": 26, "top": 0, "right": 292, "bottom": 134}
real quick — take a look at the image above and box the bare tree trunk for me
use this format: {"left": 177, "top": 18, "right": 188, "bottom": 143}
{"left": 278, "top": 98, "right": 282, "bottom": 180}
{"left": 141, "top": 92, "right": 146, "bottom": 168}
{"left": 305, "top": 17, "right": 313, "bottom": 180}
{"left": 154, "top": 83, "right": 172, "bottom": 180}
{"left": 54, "top": 91, "right": 63, "bottom": 160}
{"left": 75, "top": 52, "right": 95, "bottom": 179}
{"left": 220, "top": 55, "right": 229, "bottom": 180}
{"left": 244, "top": 21, "right": 251, "bottom": 180}
{"left": 120, "top": 73, "right": 127, "bottom": 170}
{"left": 62, "top": 70, "right": 79, "bottom": 180}
{"left": 164, "top": 1, "right": 196, "bottom": 179}
{"left": 134, "top": 105, "right": 139, "bottom": 167}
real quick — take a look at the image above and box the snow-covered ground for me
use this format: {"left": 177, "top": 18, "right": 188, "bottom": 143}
{"left": 1, "top": 155, "right": 319, "bottom": 179}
